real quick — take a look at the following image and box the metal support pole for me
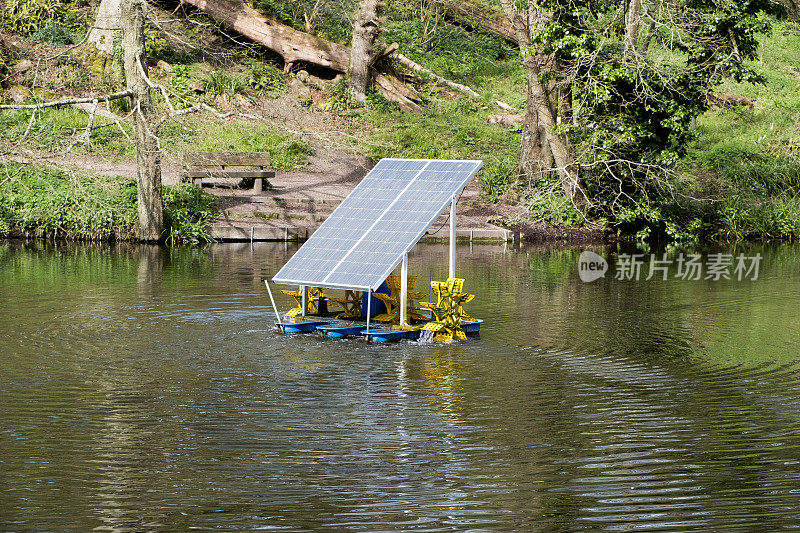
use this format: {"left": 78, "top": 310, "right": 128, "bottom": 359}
{"left": 400, "top": 253, "right": 408, "bottom": 326}
{"left": 429, "top": 269, "right": 433, "bottom": 319}
{"left": 301, "top": 285, "right": 308, "bottom": 317}
{"left": 449, "top": 195, "right": 456, "bottom": 279}
{"left": 366, "top": 289, "right": 372, "bottom": 342}
{"left": 264, "top": 280, "right": 282, "bottom": 327}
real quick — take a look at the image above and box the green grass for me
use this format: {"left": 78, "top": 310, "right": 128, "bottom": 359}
{"left": 0, "top": 105, "right": 311, "bottom": 170}
{"left": 160, "top": 118, "right": 311, "bottom": 170}
{"left": 361, "top": 96, "right": 519, "bottom": 198}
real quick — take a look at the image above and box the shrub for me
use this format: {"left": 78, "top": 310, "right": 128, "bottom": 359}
{"left": 204, "top": 69, "right": 248, "bottom": 97}
{"left": 32, "top": 21, "right": 74, "bottom": 45}
{"left": 245, "top": 60, "right": 286, "bottom": 98}
{"left": 2, "top": 0, "right": 82, "bottom": 36}
{"left": 0, "top": 164, "right": 219, "bottom": 243}
{"left": 163, "top": 183, "right": 219, "bottom": 244}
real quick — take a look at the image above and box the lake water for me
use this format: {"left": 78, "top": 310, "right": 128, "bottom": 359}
{"left": 2, "top": 241, "right": 800, "bottom": 531}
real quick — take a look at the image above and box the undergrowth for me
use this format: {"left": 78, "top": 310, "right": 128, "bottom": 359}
{"left": 0, "top": 163, "right": 218, "bottom": 243}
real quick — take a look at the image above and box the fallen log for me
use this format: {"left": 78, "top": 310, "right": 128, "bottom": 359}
{"left": 373, "top": 73, "right": 422, "bottom": 113}
{"left": 393, "top": 51, "right": 517, "bottom": 111}
{"left": 708, "top": 92, "right": 754, "bottom": 109}
{"left": 178, "top": 0, "right": 514, "bottom": 113}
{"left": 487, "top": 113, "right": 523, "bottom": 127}
{"left": 180, "top": 0, "right": 424, "bottom": 110}
{"left": 180, "top": 0, "right": 351, "bottom": 73}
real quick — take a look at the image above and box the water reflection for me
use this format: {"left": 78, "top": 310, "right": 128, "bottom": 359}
{"left": 1, "top": 241, "right": 800, "bottom": 530}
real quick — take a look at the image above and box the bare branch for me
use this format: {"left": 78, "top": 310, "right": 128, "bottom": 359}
{"left": 0, "top": 91, "right": 134, "bottom": 110}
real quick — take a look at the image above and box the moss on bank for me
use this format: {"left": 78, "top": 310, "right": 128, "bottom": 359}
{"left": 0, "top": 163, "right": 218, "bottom": 243}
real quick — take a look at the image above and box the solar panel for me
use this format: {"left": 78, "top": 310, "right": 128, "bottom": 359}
{"left": 272, "top": 158, "right": 483, "bottom": 291}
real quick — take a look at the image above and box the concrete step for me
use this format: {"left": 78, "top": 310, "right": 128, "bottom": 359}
{"left": 209, "top": 224, "right": 309, "bottom": 242}
{"left": 209, "top": 223, "right": 512, "bottom": 243}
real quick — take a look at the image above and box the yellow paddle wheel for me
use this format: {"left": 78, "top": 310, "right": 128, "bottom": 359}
{"left": 281, "top": 286, "right": 326, "bottom": 317}
{"left": 420, "top": 278, "right": 477, "bottom": 342}
{"left": 371, "top": 274, "right": 429, "bottom": 325}
{"left": 331, "top": 290, "right": 362, "bottom": 319}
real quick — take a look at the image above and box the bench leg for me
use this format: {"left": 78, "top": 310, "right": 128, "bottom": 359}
{"left": 253, "top": 177, "right": 263, "bottom": 193}
{"left": 194, "top": 177, "right": 203, "bottom": 187}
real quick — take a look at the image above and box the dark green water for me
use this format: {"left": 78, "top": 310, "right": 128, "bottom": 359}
{"left": 1, "top": 241, "right": 800, "bottom": 531}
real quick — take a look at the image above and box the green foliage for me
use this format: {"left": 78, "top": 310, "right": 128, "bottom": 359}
{"left": 319, "top": 77, "right": 361, "bottom": 112}
{"left": 253, "top": 0, "right": 293, "bottom": 23}
{"left": 167, "top": 63, "right": 195, "bottom": 101}
{"left": 0, "top": 164, "right": 219, "bottom": 243}
{"left": 526, "top": 193, "right": 585, "bottom": 227}
{"left": 166, "top": 64, "right": 209, "bottom": 109}
{"left": 204, "top": 69, "right": 248, "bottom": 97}
{"left": 363, "top": 96, "right": 518, "bottom": 193}
{"left": 244, "top": 60, "right": 286, "bottom": 98}
{"left": 480, "top": 156, "right": 515, "bottom": 200}
{"left": 382, "top": 17, "right": 512, "bottom": 85}
{"left": 162, "top": 183, "right": 218, "bottom": 244}
{"left": 365, "top": 88, "right": 399, "bottom": 113}
{"left": 253, "top": 0, "right": 355, "bottom": 43}
{"left": 0, "top": 164, "right": 138, "bottom": 240}
{"left": 32, "top": 21, "right": 75, "bottom": 45}
{"left": 0, "top": 107, "right": 133, "bottom": 155}
{"left": 0, "top": 107, "right": 88, "bottom": 152}
{"left": 162, "top": 118, "right": 312, "bottom": 171}
{"left": 145, "top": 23, "right": 193, "bottom": 65}
{"left": 524, "top": 0, "right": 783, "bottom": 239}
{"left": 202, "top": 60, "right": 288, "bottom": 100}
{"left": 2, "top": 0, "right": 65, "bottom": 34}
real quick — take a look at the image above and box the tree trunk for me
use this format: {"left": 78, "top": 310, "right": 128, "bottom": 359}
{"left": 518, "top": 61, "right": 552, "bottom": 181}
{"left": 624, "top": 0, "right": 642, "bottom": 52}
{"left": 524, "top": 56, "right": 582, "bottom": 205}
{"left": 80, "top": 0, "right": 122, "bottom": 76}
{"left": 349, "top": 0, "right": 382, "bottom": 102}
{"left": 122, "top": 0, "right": 164, "bottom": 242}
{"left": 499, "top": 0, "right": 585, "bottom": 206}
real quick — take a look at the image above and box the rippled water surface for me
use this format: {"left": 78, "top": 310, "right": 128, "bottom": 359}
{"left": 2, "top": 241, "right": 800, "bottom": 531}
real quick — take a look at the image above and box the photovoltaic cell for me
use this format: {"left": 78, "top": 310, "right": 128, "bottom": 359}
{"left": 272, "top": 158, "right": 483, "bottom": 291}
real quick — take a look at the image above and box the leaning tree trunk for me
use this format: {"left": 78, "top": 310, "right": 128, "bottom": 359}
{"left": 518, "top": 59, "right": 553, "bottom": 182}
{"left": 181, "top": 0, "right": 351, "bottom": 73}
{"left": 80, "top": 0, "right": 122, "bottom": 76}
{"left": 524, "top": 56, "right": 583, "bottom": 206}
{"left": 349, "top": 0, "right": 383, "bottom": 102}
{"left": 122, "top": 0, "right": 164, "bottom": 242}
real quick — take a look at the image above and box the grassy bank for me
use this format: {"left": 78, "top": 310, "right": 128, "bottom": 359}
{"left": 669, "top": 20, "right": 800, "bottom": 242}
{"left": 0, "top": 163, "right": 218, "bottom": 243}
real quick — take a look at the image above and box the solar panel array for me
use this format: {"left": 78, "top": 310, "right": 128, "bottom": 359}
{"left": 272, "top": 158, "right": 483, "bottom": 291}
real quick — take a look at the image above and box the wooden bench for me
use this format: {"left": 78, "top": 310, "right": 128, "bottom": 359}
{"left": 183, "top": 152, "right": 275, "bottom": 192}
